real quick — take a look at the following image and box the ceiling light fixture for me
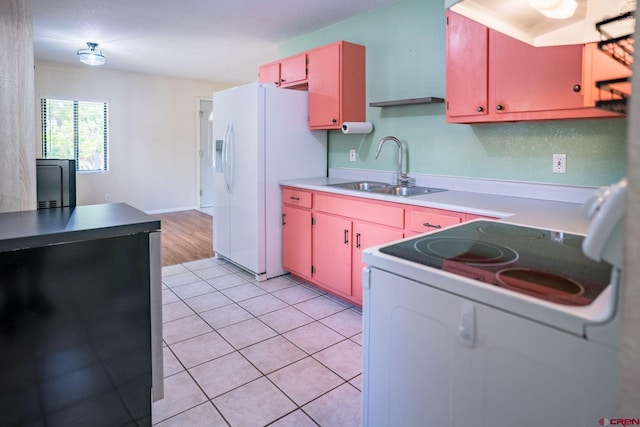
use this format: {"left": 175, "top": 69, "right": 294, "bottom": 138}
{"left": 77, "top": 42, "right": 105, "bottom": 66}
{"left": 528, "top": 0, "right": 578, "bottom": 20}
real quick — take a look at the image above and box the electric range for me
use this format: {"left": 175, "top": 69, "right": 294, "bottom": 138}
{"left": 361, "top": 219, "right": 622, "bottom": 426}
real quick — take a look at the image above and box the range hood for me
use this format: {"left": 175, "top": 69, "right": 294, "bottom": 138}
{"left": 445, "top": 0, "right": 636, "bottom": 46}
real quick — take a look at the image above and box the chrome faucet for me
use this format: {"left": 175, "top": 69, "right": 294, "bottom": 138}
{"left": 374, "top": 136, "right": 413, "bottom": 186}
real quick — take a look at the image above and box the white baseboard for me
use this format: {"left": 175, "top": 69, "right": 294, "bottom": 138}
{"left": 145, "top": 205, "right": 200, "bottom": 215}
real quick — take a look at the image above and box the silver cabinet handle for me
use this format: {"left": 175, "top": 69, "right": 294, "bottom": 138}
{"left": 423, "top": 222, "right": 442, "bottom": 229}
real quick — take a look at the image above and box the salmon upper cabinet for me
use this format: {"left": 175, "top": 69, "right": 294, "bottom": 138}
{"left": 445, "top": 10, "right": 489, "bottom": 120}
{"left": 260, "top": 41, "right": 366, "bottom": 130}
{"left": 259, "top": 53, "right": 308, "bottom": 88}
{"left": 258, "top": 62, "right": 280, "bottom": 86}
{"left": 306, "top": 41, "right": 366, "bottom": 130}
{"left": 445, "top": 11, "right": 629, "bottom": 123}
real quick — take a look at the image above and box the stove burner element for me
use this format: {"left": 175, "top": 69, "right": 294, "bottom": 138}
{"left": 497, "top": 268, "right": 586, "bottom": 303}
{"left": 478, "top": 223, "right": 545, "bottom": 240}
{"left": 414, "top": 237, "right": 518, "bottom": 266}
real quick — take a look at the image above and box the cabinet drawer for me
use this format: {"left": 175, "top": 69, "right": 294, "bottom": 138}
{"left": 407, "top": 210, "right": 462, "bottom": 233}
{"left": 283, "top": 188, "right": 312, "bottom": 208}
{"left": 315, "top": 193, "right": 403, "bottom": 228}
{"left": 465, "top": 213, "right": 498, "bottom": 221}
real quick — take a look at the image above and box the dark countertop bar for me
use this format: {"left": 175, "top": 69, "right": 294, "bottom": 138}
{"left": 0, "top": 202, "right": 161, "bottom": 252}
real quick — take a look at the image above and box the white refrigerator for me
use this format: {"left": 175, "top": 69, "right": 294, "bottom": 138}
{"left": 211, "top": 82, "right": 327, "bottom": 281}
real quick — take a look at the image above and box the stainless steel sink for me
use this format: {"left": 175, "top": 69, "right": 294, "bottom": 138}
{"left": 328, "top": 181, "right": 391, "bottom": 191}
{"left": 370, "top": 186, "right": 447, "bottom": 197}
{"left": 327, "top": 181, "right": 446, "bottom": 197}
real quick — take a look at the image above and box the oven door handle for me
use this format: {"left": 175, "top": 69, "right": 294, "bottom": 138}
{"left": 458, "top": 301, "right": 476, "bottom": 348}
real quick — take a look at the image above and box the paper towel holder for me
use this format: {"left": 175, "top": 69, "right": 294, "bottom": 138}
{"left": 341, "top": 122, "right": 374, "bottom": 134}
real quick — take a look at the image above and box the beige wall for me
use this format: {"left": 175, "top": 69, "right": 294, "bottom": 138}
{"left": 0, "top": 0, "right": 36, "bottom": 212}
{"left": 35, "top": 61, "right": 233, "bottom": 212}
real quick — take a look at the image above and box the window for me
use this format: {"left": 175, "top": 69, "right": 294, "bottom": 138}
{"left": 41, "top": 98, "right": 109, "bottom": 172}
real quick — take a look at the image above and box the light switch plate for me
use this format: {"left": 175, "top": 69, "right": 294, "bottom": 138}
{"left": 349, "top": 149, "right": 357, "bottom": 162}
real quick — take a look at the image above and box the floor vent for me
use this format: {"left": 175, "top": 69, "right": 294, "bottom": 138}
{"left": 38, "top": 200, "right": 59, "bottom": 209}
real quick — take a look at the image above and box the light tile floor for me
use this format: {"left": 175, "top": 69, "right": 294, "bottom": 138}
{"left": 153, "top": 257, "right": 362, "bottom": 427}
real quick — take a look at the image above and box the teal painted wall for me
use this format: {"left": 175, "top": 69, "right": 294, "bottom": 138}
{"left": 279, "top": 0, "right": 627, "bottom": 186}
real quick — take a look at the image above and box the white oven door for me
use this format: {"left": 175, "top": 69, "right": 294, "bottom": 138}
{"left": 362, "top": 267, "right": 619, "bottom": 427}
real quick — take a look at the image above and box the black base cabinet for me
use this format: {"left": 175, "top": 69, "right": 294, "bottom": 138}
{"left": 0, "top": 203, "right": 162, "bottom": 427}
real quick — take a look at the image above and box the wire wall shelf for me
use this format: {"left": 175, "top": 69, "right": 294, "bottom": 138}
{"left": 595, "top": 10, "right": 635, "bottom": 114}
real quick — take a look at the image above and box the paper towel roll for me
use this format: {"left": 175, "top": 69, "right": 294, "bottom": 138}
{"left": 341, "top": 122, "right": 373, "bottom": 134}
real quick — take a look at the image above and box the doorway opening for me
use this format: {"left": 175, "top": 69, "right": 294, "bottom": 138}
{"left": 199, "top": 99, "right": 213, "bottom": 209}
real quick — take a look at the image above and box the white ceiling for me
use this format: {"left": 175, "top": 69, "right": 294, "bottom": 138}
{"left": 32, "top": 0, "right": 398, "bottom": 84}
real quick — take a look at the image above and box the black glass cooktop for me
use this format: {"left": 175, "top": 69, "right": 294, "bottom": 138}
{"left": 379, "top": 221, "right": 612, "bottom": 306}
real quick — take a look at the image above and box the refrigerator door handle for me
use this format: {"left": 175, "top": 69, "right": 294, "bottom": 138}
{"left": 222, "top": 122, "right": 232, "bottom": 193}
{"left": 227, "top": 123, "right": 235, "bottom": 193}
{"left": 222, "top": 122, "right": 228, "bottom": 176}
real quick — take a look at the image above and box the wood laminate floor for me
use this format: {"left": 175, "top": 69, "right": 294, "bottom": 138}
{"left": 154, "top": 210, "right": 214, "bottom": 266}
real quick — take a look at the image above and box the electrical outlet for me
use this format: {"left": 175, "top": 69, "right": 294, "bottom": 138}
{"left": 349, "top": 149, "right": 357, "bottom": 162}
{"left": 553, "top": 154, "right": 567, "bottom": 174}
{"left": 105, "top": 193, "right": 111, "bottom": 202}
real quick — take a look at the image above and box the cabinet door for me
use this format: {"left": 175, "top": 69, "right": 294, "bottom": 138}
{"left": 312, "top": 212, "right": 352, "bottom": 296}
{"left": 446, "top": 11, "right": 489, "bottom": 121}
{"left": 259, "top": 62, "right": 280, "bottom": 85}
{"left": 307, "top": 43, "right": 341, "bottom": 128}
{"left": 282, "top": 205, "right": 312, "bottom": 280}
{"left": 490, "top": 30, "right": 585, "bottom": 114}
{"left": 280, "top": 53, "right": 307, "bottom": 87}
{"left": 352, "top": 222, "right": 403, "bottom": 303}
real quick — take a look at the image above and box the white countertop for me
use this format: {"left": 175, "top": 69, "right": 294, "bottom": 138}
{"left": 280, "top": 175, "right": 595, "bottom": 235}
